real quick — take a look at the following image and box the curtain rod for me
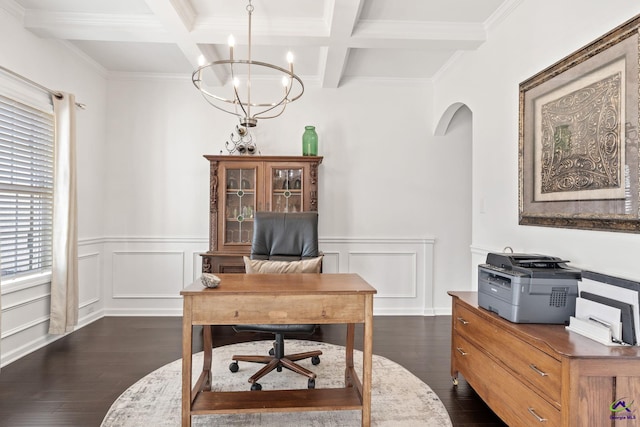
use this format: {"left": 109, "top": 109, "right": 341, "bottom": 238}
{"left": 0, "top": 65, "right": 86, "bottom": 109}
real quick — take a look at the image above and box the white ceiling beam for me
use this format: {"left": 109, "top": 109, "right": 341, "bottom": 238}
{"left": 143, "top": 0, "right": 224, "bottom": 85}
{"left": 319, "top": 46, "right": 349, "bottom": 89}
{"left": 320, "top": 0, "right": 364, "bottom": 88}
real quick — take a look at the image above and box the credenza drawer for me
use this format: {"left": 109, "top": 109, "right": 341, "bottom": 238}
{"left": 453, "top": 302, "right": 562, "bottom": 406}
{"left": 453, "top": 334, "right": 561, "bottom": 427}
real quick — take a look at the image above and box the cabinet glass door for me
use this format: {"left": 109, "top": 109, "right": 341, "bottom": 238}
{"left": 271, "top": 167, "right": 303, "bottom": 213}
{"left": 224, "top": 167, "right": 256, "bottom": 244}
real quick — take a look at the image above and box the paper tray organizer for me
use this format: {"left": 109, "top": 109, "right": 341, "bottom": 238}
{"left": 566, "top": 316, "right": 626, "bottom": 346}
{"left": 565, "top": 270, "right": 640, "bottom": 346}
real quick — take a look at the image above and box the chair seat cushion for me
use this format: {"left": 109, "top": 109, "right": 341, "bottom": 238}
{"left": 243, "top": 256, "right": 323, "bottom": 274}
{"left": 233, "top": 324, "right": 316, "bottom": 334}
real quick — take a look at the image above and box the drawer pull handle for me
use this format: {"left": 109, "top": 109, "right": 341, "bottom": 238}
{"left": 456, "top": 317, "right": 469, "bottom": 325}
{"left": 527, "top": 407, "right": 547, "bottom": 422}
{"left": 529, "top": 364, "right": 548, "bottom": 377}
{"left": 456, "top": 347, "right": 467, "bottom": 356}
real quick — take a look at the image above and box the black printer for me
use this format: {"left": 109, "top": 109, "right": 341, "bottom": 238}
{"left": 478, "top": 253, "right": 581, "bottom": 324}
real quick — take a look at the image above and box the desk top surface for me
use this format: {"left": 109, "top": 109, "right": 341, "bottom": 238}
{"left": 182, "top": 273, "right": 377, "bottom": 296}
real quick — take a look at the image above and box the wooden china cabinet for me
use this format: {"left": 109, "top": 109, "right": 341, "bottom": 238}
{"left": 201, "top": 155, "right": 323, "bottom": 273}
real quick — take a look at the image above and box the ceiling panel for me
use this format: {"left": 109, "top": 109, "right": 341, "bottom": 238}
{"left": 360, "top": 0, "right": 506, "bottom": 22}
{"left": 70, "top": 41, "right": 193, "bottom": 74}
{"left": 345, "top": 48, "right": 456, "bottom": 79}
{"left": 192, "top": 0, "right": 326, "bottom": 19}
{"left": 6, "top": 0, "right": 518, "bottom": 86}
{"left": 14, "top": 0, "right": 151, "bottom": 14}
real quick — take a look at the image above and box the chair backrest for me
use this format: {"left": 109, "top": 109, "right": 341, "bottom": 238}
{"left": 250, "top": 212, "right": 319, "bottom": 261}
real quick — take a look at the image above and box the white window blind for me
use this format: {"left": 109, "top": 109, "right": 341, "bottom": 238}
{"left": 0, "top": 94, "right": 54, "bottom": 280}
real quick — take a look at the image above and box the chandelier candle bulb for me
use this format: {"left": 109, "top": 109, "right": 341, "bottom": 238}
{"left": 287, "top": 52, "right": 294, "bottom": 72}
{"left": 196, "top": 55, "right": 206, "bottom": 81}
{"left": 302, "top": 126, "right": 318, "bottom": 156}
{"left": 228, "top": 35, "right": 235, "bottom": 60}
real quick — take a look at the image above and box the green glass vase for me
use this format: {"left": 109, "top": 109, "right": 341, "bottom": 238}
{"left": 302, "top": 125, "right": 318, "bottom": 156}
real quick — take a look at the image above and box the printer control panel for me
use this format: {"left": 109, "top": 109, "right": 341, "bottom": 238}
{"left": 479, "top": 263, "right": 527, "bottom": 277}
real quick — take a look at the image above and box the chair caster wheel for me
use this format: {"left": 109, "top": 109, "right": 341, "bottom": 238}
{"left": 269, "top": 348, "right": 275, "bottom": 356}
{"left": 308, "top": 378, "right": 315, "bottom": 389}
{"left": 452, "top": 377, "right": 459, "bottom": 386}
{"left": 229, "top": 362, "right": 239, "bottom": 373}
{"left": 251, "top": 383, "right": 262, "bottom": 391}
{"left": 311, "top": 355, "right": 320, "bottom": 365}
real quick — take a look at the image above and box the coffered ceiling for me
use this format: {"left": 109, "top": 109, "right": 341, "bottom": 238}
{"left": 4, "top": 0, "right": 518, "bottom": 87}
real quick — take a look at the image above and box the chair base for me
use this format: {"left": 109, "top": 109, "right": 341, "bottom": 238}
{"left": 230, "top": 334, "right": 322, "bottom": 385}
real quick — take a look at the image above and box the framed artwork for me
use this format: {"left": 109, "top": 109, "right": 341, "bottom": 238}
{"left": 519, "top": 14, "right": 640, "bottom": 232}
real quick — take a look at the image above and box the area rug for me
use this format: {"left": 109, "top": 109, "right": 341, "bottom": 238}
{"left": 101, "top": 340, "right": 452, "bottom": 426}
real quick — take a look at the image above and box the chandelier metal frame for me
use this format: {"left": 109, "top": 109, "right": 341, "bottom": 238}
{"left": 191, "top": 1, "right": 304, "bottom": 127}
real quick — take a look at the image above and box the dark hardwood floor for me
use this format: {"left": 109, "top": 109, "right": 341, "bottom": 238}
{"left": 0, "top": 316, "right": 505, "bottom": 426}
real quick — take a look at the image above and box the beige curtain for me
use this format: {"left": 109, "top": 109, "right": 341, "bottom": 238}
{"left": 0, "top": 258, "right": 2, "bottom": 370}
{"left": 48, "top": 93, "right": 78, "bottom": 335}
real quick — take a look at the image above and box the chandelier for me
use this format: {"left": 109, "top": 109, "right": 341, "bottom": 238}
{"left": 191, "top": 0, "right": 304, "bottom": 128}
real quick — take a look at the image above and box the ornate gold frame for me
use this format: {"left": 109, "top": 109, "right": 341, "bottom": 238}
{"left": 519, "top": 14, "right": 640, "bottom": 232}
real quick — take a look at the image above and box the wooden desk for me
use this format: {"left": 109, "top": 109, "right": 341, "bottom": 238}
{"left": 449, "top": 291, "right": 640, "bottom": 427}
{"left": 181, "top": 273, "right": 377, "bottom": 427}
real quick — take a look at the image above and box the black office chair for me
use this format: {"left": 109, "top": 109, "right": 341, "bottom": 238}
{"left": 229, "top": 211, "right": 323, "bottom": 391}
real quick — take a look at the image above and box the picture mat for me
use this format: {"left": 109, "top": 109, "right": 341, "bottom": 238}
{"left": 533, "top": 58, "right": 626, "bottom": 202}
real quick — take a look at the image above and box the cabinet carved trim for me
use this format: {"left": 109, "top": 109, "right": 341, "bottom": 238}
{"left": 209, "top": 161, "right": 219, "bottom": 251}
{"left": 202, "top": 256, "right": 211, "bottom": 273}
{"left": 309, "top": 162, "right": 319, "bottom": 209}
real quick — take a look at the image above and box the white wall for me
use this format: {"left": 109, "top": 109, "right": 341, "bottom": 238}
{"left": 434, "top": 0, "right": 640, "bottom": 284}
{"left": 102, "top": 76, "right": 461, "bottom": 316}
{"left": 0, "top": 7, "right": 108, "bottom": 365}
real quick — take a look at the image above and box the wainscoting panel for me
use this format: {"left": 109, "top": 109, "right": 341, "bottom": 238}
{"left": 112, "top": 251, "right": 185, "bottom": 299}
{"left": 1, "top": 285, "right": 50, "bottom": 335}
{"left": 348, "top": 252, "right": 417, "bottom": 298}
{"left": 102, "top": 238, "right": 208, "bottom": 316}
{"left": 320, "top": 238, "right": 435, "bottom": 315}
{"left": 1, "top": 240, "right": 106, "bottom": 367}
{"left": 2, "top": 236, "right": 436, "bottom": 367}
{"left": 78, "top": 252, "right": 101, "bottom": 308}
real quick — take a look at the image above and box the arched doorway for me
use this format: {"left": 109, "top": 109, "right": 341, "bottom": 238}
{"left": 432, "top": 102, "right": 474, "bottom": 308}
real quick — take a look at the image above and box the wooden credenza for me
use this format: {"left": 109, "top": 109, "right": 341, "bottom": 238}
{"left": 449, "top": 291, "right": 640, "bottom": 427}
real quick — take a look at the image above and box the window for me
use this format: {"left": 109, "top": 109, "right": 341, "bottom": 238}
{"left": 0, "top": 94, "right": 54, "bottom": 280}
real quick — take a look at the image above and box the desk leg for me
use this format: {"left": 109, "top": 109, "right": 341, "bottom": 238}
{"left": 345, "top": 323, "right": 355, "bottom": 387}
{"left": 362, "top": 294, "right": 374, "bottom": 427}
{"left": 202, "top": 325, "right": 212, "bottom": 391}
{"left": 181, "top": 298, "right": 193, "bottom": 427}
